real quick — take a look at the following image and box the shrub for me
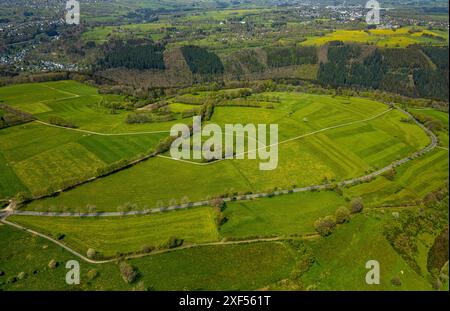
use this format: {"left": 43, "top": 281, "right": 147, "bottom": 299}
{"left": 126, "top": 112, "right": 151, "bottom": 124}
{"left": 433, "top": 278, "right": 443, "bottom": 290}
{"left": 14, "top": 191, "right": 31, "bottom": 203}
{"left": 55, "top": 232, "right": 65, "bottom": 240}
{"left": 350, "top": 197, "right": 364, "bottom": 214}
{"left": 391, "top": 276, "right": 402, "bottom": 286}
{"left": 314, "top": 216, "right": 337, "bottom": 237}
{"left": 335, "top": 207, "right": 351, "bottom": 224}
{"left": 86, "top": 269, "right": 99, "bottom": 280}
{"left": 210, "top": 197, "right": 225, "bottom": 211}
{"left": 214, "top": 208, "right": 228, "bottom": 227}
{"left": 141, "top": 245, "right": 155, "bottom": 254}
{"left": 382, "top": 168, "right": 396, "bottom": 181}
{"left": 162, "top": 236, "right": 184, "bottom": 249}
{"left": 17, "top": 272, "right": 26, "bottom": 280}
{"left": 7, "top": 276, "right": 17, "bottom": 284}
{"left": 119, "top": 261, "right": 139, "bottom": 284}
{"left": 48, "top": 116, "right": 78, "bottom": 128}
{"left": 86, "top": 248, "right": 96, "bottom": 259}
{"left": 427, "top": 227, "right": 449, "bottom": 275}
{"left": 48, "top": 259, "right": 58, "bottom": 269}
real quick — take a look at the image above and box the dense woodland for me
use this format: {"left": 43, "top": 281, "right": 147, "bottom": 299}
{"left": 265, "top": 46, "right": 318, "bottom": 68}
{"left": 181, "top": 45, "right": 224, "bottom": 75}
{"left": 318, "top": 44, "right": 449, "bottom": 101}
{"left": 99, "top": 41, "right": 166, "bottom": 70}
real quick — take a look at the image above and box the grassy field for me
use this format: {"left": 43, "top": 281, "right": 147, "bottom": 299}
{"left": 344, "top": 149, "right": 449, "bottom": 208}
{"left": 0, "top": 81, "right": 175, "bottom": 199}
{"left": 300, "top": 211, "right": 432, "bottom": 290}
{"left": 301, "top": 28, "right": 449, "bottom": 47}
{"left": 0, "top": 223, "right": 123, "bottom": 291}
{"left": 82, "top": 23, "right": 172, "bottom": 43}
{"left": 126, "top": 242, "right": 296, "bottom": 291}
{"left": 8, "top": 207, "right": 219, "bottom": 257}
{"left": 1, "top": 210, "right": 440, "bottom": 291}
{"left": 221, "top": 191, "right": 346, "bottom": 239}
{"left": 410, "top": 108, "right": 449, "bottom": 148}
{"left": 410, "top": 109, "right": 449, "bottom": 127}
{"left": 1, "top": 81, "right": 446, "bottom": 292}
{"left": 19, "top": 91, "right": 430, "bottom": 212}
{"left": 0, "top": 152, "right": 29, "bottom": 198}
{"left": 11, "top": 137, "right": 448, "bottom": 257}
{"left": 0, "top": 224, "right": 296, "bottom": 291}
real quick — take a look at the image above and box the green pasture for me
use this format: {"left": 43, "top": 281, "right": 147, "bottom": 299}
{"left": 410, "top": 108, "right": 449, "bottom": 129}
{"left": 409, "top": 108, "right": 449, "bottom": 148}
{"left": 344, "top": 149, "right": 449, "bottom": 208}
{"left": 221, "top": 191, "right": 346, "bottom": 239}
{"left": 8, "top": 207, "right": 219, "bottom": 257}
{"left": 168, "top": 103, "right": 200, "bottom": 113}
{"left": 82, "top": 23, "right": 171, "bottom": 43}
{"left": 0, "top": 224, "right": 295, "bottom": 291}
{"left": 21, "top": 91, "right": 431, "bottom": 212}
{"left": 0, "top": 81, "right": 179, "bottom": 133}
{"left": 126, "top": 242, "right": 295, "bottom": 291}
{"left": 300, "top": 211, "right": 432, "bottom": 290}
{"left": 0, "top": 81, "right": 175, "bottom": 199}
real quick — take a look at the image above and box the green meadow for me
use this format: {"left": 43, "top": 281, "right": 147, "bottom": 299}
{"left": 10, "top": 139, "right": 448, "bottom": 258}
{"left": 1, "top": 1, "right": 448, "bottom": 293}
{"left": 0, "top": 224, "right": 296, "bottom": 291}
{"left": 21, "top": 91, "right": 430, "bottom": 212}
{"left": 300, "top": 211, "right": 432, "bottom": 291}
{"left": 1, "top": 80, "right": 447, "bottom": 291}
{"left": 345, "top": 149, "right": 449, "bottom": 208}
{"left": 221, "top": 191, "right": 346, "bottom": 239}
{"left": 0, "top": 81, "right": 176, "bottom": 199}
{"left": 1, "top": 210, "right": 440, "bottom": 291}
{"left": 125, "top": 242, "right": 295, "bottom": 291}
{"left": 8, "top": 207, "right": 219, "bottom": 257}
{"left": 410, "top": 108, "right": 449, "bottom": 148}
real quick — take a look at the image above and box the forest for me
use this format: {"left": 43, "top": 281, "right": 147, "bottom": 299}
{"left": 99, "top": 41, "right": 166, "bottom": 70}
{"left": 318, "top": 44, "right": 449, "bottom": 101}
{"left": 181, "top": 45, "right": 225, "bottom": 75}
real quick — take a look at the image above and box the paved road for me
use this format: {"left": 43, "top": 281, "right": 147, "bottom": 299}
{"left": 7, "top": 107, "right": 439, "bottom": 219}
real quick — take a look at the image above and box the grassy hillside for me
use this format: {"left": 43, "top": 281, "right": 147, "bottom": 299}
{"left": 300, "top": 212, "right": 432, "bottom": 291}
{"left": 8, "top": 207, "right": 220, "bottom": 258}
{"left": 0, "top": 224, "right": 296, "bottom": 291}
{"left": 0, "top": 81, "right": 174, "bottom": 199}
{"left": 19, "top": 91, "right": 430, "bottom": 212}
